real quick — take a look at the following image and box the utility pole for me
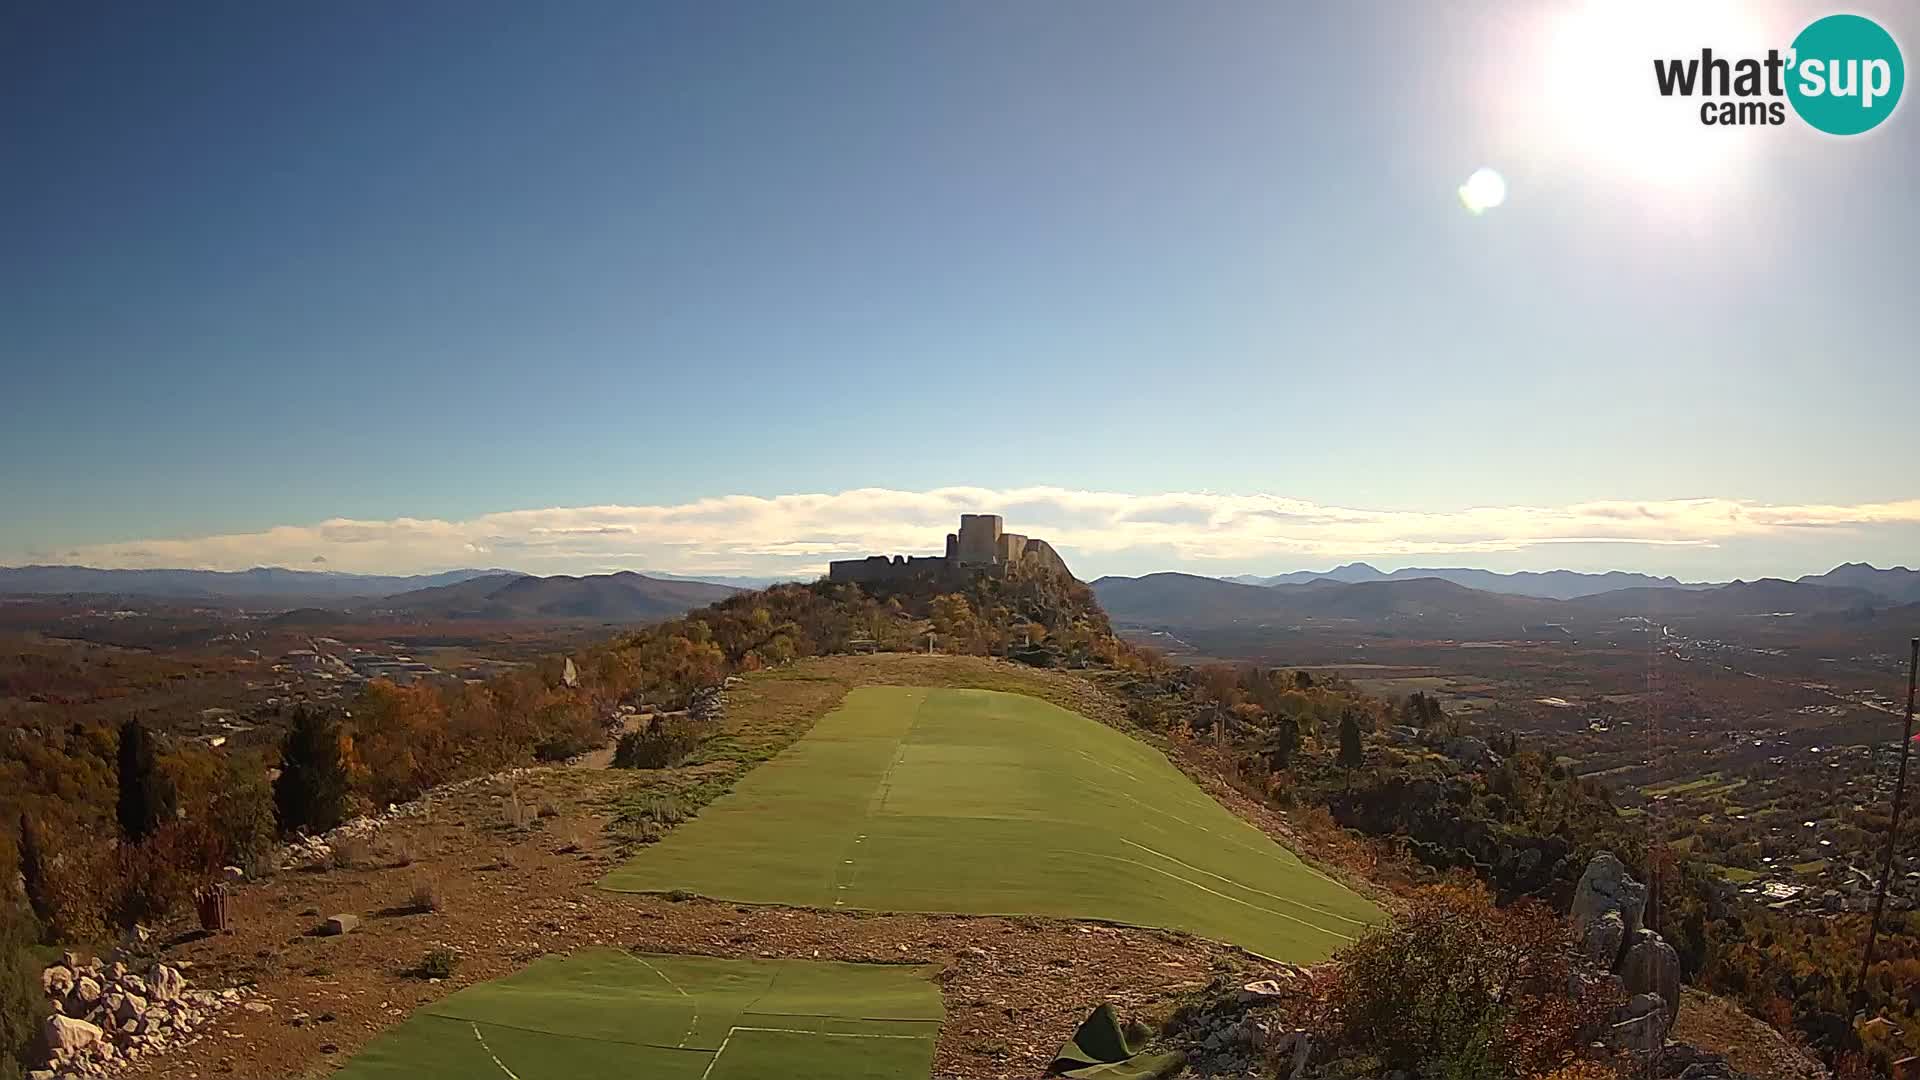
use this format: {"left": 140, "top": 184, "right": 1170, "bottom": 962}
{"left": 1858, "top": 637, "right": 1920, "bottom": 1004}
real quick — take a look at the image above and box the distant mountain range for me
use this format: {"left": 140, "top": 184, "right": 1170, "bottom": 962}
{"left": 1221, "top": 562, "right": 1705, "bottom": 599}
{"left": 0, "top": 564, "right": 747, "bottom": 622}
{"left": 1220, "top": 561, "right": 1920, "bottom": 605}
{"left": 0, "top": 564, "right": 513, "bottom": 602}
{"left": 370, "top": 571, "right": 739, "bottom": 621}
{"left": 1096, "top": 563, "right": 1905, "bottom": 632}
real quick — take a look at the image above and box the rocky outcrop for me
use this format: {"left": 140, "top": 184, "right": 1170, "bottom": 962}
{"left": 1572, "top": 852, "right": 1684, "bottom": 1046}
{"left": 1620, "top": 929, "right": 1682, "bottom": 1032}
{"left": 32, "top": 955, "right": 251, "bottom": 1078}
{"left": 1571, "top": 851, "right": 1646, "bottom": 968}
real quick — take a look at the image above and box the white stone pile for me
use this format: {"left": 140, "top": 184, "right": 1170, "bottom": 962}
{"left": 32, "top": 953, "right": 250, "bottom": 1079}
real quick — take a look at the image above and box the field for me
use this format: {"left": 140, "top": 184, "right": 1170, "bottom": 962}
{"left": 331, "top": 950, "right": 942, "bottom": 1080}
{"left": 603, "top": 685, "right": 1383, "bottom": 961}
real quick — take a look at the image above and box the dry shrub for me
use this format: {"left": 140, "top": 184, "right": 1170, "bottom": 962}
{"left": 407, "top": 877, "right": 442, "bottom": 913}
{"left": 537, "top": 799, "right": 560, "bottom": 819}
{"left": 501, "top": 789, "right": 533, "bottom": 830}
{"left": 330, "top": 835, "right": 372, "bottom": 871}
{"left": 1320, "top": 878, "right": 1619, "bottom": 1080}
{"left": 612, "top": 717, "right": 713, "bottom": 770}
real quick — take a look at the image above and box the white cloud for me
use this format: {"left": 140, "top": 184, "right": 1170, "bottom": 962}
{"left": 18, "top": 488, "right": 1920, "bottom": 578}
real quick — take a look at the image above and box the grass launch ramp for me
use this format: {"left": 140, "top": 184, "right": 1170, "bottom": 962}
{"left": 604, "top": 686, "right": 1383, "bottom": 961}
{"left": 331, "top": 950, "right": 942, "bottom": 1080}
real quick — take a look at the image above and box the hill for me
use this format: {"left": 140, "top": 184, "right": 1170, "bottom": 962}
{"left": 0, "top": 564, "right": 512, "bottom": 602}
{"left": 1563, "top": 578, "right": 1882, "bottom": 616}
{"left": 372, "top": 570, "right": 739, "bottom": 620}
{"left": 1092, "top": 572, "right": 1550, "bottom": 631}
{"left": 1795, "top": 561, "right": 1920, "bottom": 604}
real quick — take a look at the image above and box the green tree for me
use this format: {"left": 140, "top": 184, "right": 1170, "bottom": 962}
{"left": 274, "top": 707, "right": 351, "bottom": 835}
{"left": 1338, "top": 709, "right": 1364, "bottom": 768}
{"left": 15, "top": 815, "right": 50, "bottom": 931}
{"left": 116, "top": 718, "right": 175, "bottom": 843}
{"left": 210, "top": 755, "right": 278, "bottom": 873}
{"left": 0, "top": 900, "right": 46, "bottom": 1080}
{"left": 1262, "top": 718, "right": 1300, "bottom": 770}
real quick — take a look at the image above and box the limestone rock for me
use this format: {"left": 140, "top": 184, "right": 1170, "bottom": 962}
{"left": 1603, "top": 1009, "right": 1665, "bottom": 1054}
{"left": 1580, "top": 908, "right": 1627, "bottom": 970}
{"left": 1620, "top": 929, "right": 1682, "bottom": 1034}
{"left": 42, "top": 965, "right": 74, "bottom": 998}
{"left": 1570, "top": 851, "right": 1646, "bottom": 963}
{"left": 320, "top": 913, "right": 360, "bottom": 936}
{"left": 150, "top": 965, "right": 185, "bottom": 1003}
{"left": 44, "top": 1013, "right": 104, "bottom": 1053}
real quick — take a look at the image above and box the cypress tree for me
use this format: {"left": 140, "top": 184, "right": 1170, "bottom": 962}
{"left": 274, "top": 707, "right": 350, "bottom": 835}
{"left": 1338, "top": 709, "right": 1364, "bottom": 769}
{"left": 115, "top": 718, "right": 175, "bottom": 842}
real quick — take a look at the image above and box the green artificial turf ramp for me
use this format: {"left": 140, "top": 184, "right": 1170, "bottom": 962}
{"left": 329, "top": 950, "right": 941, "bottom": 1080}
{"left": 603, "top": 686, "right": 1383, "bottom": 961}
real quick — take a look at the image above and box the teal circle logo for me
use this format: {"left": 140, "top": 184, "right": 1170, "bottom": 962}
{"left": 1787, "top": 14, "right": 1904, "bottom": 135}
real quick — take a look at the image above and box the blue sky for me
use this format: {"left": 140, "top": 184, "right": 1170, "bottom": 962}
{"left": 3, "top": 1, "right": 1916, "bottom": 580}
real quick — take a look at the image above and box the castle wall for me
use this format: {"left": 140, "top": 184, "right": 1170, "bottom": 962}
{"left": 827, "top": 514, "right": 1072, "bottom": 584}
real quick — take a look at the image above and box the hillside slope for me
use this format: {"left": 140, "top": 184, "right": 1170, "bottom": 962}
{"left": 373, "top": 570, "right": 739, "bottom": 620}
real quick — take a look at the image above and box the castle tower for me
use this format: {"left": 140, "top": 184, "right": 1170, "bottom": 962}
{"left": 955, "top": 514, "right": 1003, "bottom": 566}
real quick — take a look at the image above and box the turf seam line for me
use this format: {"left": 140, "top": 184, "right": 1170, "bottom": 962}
{"left": 422, "top": 1013, "right": 713, "bottom": 1054}
{"left": 1117, "top": 838, "right": 1375, "bottom": 927}
{"left": 471, "top": 1023, "right": 523, "bottom": 1080}
{"left": 627, "top": 953, "right": 701, "bottom": 1048}
{"left": 1065, "top": 849, "right": 1357, "bottom": 942}
{"left": 732, "top": 1025, "right": 926, "bottom": 1039}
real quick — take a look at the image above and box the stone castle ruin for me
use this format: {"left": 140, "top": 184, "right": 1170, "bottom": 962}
{"left": 828, "top": 514, "right": 1072, "bottom": 585}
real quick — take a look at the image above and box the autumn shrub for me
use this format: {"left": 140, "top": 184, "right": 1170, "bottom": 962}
{"left": 612, "top": 718, "right": 709, "bottom": 770}
{"left": 0, "top": 901, "right": 46, "bottom": 1080}
{"left": 1320, "top": 880, "right": 1618, "bottom": 1080}
{"left": 113, "top": 819, "right": 223, "bottom": 928}
{"left": 209, "top": 755, "right": 277, "bottom": 872}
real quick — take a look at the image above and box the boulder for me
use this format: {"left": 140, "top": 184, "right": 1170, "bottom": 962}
{"left": 150, "top": 965, "right": 185, "bottom": 1003}
{"left": 1580, "top": 908, "right": 1627, "bottom": 970}
{"left": 319, "top": 914, "right": 360, "bottom": 936}
{"left": 70, "top": 975, "right": 103, "bottom": 1009}
{"left": 1570, "top": 852, "right": 1646, "bottom": 961}
{"left": 1620, "top": 929, "right": 1682, "bottom": 1034}
{"left": 44, "top": 1013, "right": 104, "bottom": 1053}
{"left": 42, "top": 964, "right": 74, "bottom": 997}
{"left": 1603, "top": 1010, "right": 1665, "bottom": 1054}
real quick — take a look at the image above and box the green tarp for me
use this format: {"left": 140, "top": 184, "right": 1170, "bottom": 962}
{"left": 1049, "top": 1003, "right": 1185, "bottom": 1080}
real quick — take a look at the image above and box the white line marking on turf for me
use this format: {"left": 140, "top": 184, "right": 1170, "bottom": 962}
{"left": 1119, "top": 839, "right": 1374, "bottom": 927}
{"left": 700, "top": 1023, "right": 930, "bottom": 1079}
{"left": 1068, "top": 850, "right": 1357, "bottom": 942}
{"left": 472, "top": 1023, "right": 523, "bottom": 1080}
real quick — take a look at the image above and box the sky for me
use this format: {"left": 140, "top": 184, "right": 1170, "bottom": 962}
{"left": 3, "top": 1, "right": 1916, "bottom": 583}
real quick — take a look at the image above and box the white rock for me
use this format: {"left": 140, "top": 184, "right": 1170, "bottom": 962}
{"left": 44, "top": 1013, "right": 105, "bottom": 1052}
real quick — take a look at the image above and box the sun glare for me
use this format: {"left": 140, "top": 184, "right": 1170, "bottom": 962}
{"left": 1524, "top": 0, "right": 1785, "bottom": 197}
{"left": 1459, "top": 167, "right": 1508, "bottom": 214}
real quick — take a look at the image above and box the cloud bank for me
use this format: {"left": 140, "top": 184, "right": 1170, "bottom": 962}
{"left": 16, "top": 488, "right": 1920, "bottom": 580}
